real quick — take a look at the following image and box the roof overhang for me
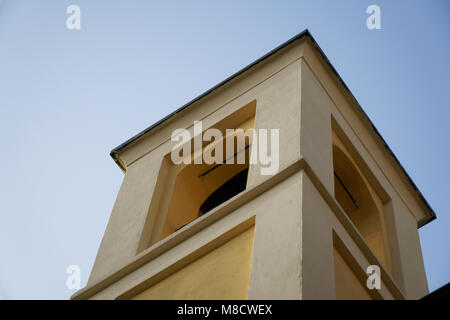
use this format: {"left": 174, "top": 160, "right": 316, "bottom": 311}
{"left": 109, "top": 29, "right": 436, "bottom": 227}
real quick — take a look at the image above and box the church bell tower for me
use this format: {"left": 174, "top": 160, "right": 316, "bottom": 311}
{"left": 72, "top": 30, "right": 435, "bottom": 300}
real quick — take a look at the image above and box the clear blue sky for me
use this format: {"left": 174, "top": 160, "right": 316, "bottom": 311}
{"left": 0, "top": 0, "right": 448, "bottom": 299}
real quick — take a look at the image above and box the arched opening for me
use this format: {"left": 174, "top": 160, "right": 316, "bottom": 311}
{"left": 148, "top": 104, "right": 256, "bottom": 244}
{"left": 136, "top": 100, "right": 257, "bottom": 252}
{"left": 159, "top": 133, "right": 251, "bottom": 239}
{"left": 333, "top": 145, "right": 388, "bottom": 268}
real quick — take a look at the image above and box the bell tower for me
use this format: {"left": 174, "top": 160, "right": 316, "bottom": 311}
{"left": 72, "top": 30, "right": 435, "bottom": 300}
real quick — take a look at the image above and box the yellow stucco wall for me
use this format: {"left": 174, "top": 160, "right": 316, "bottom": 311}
{"left": 333, "top": 247, "right": 372, "bottom": 300}
{"left": 131, "top": 226, "right": 255, "bottom": 300}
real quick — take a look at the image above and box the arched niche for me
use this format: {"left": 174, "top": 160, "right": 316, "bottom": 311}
{"left": 332, "top": 144, "right": 388, "bottom": 268}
